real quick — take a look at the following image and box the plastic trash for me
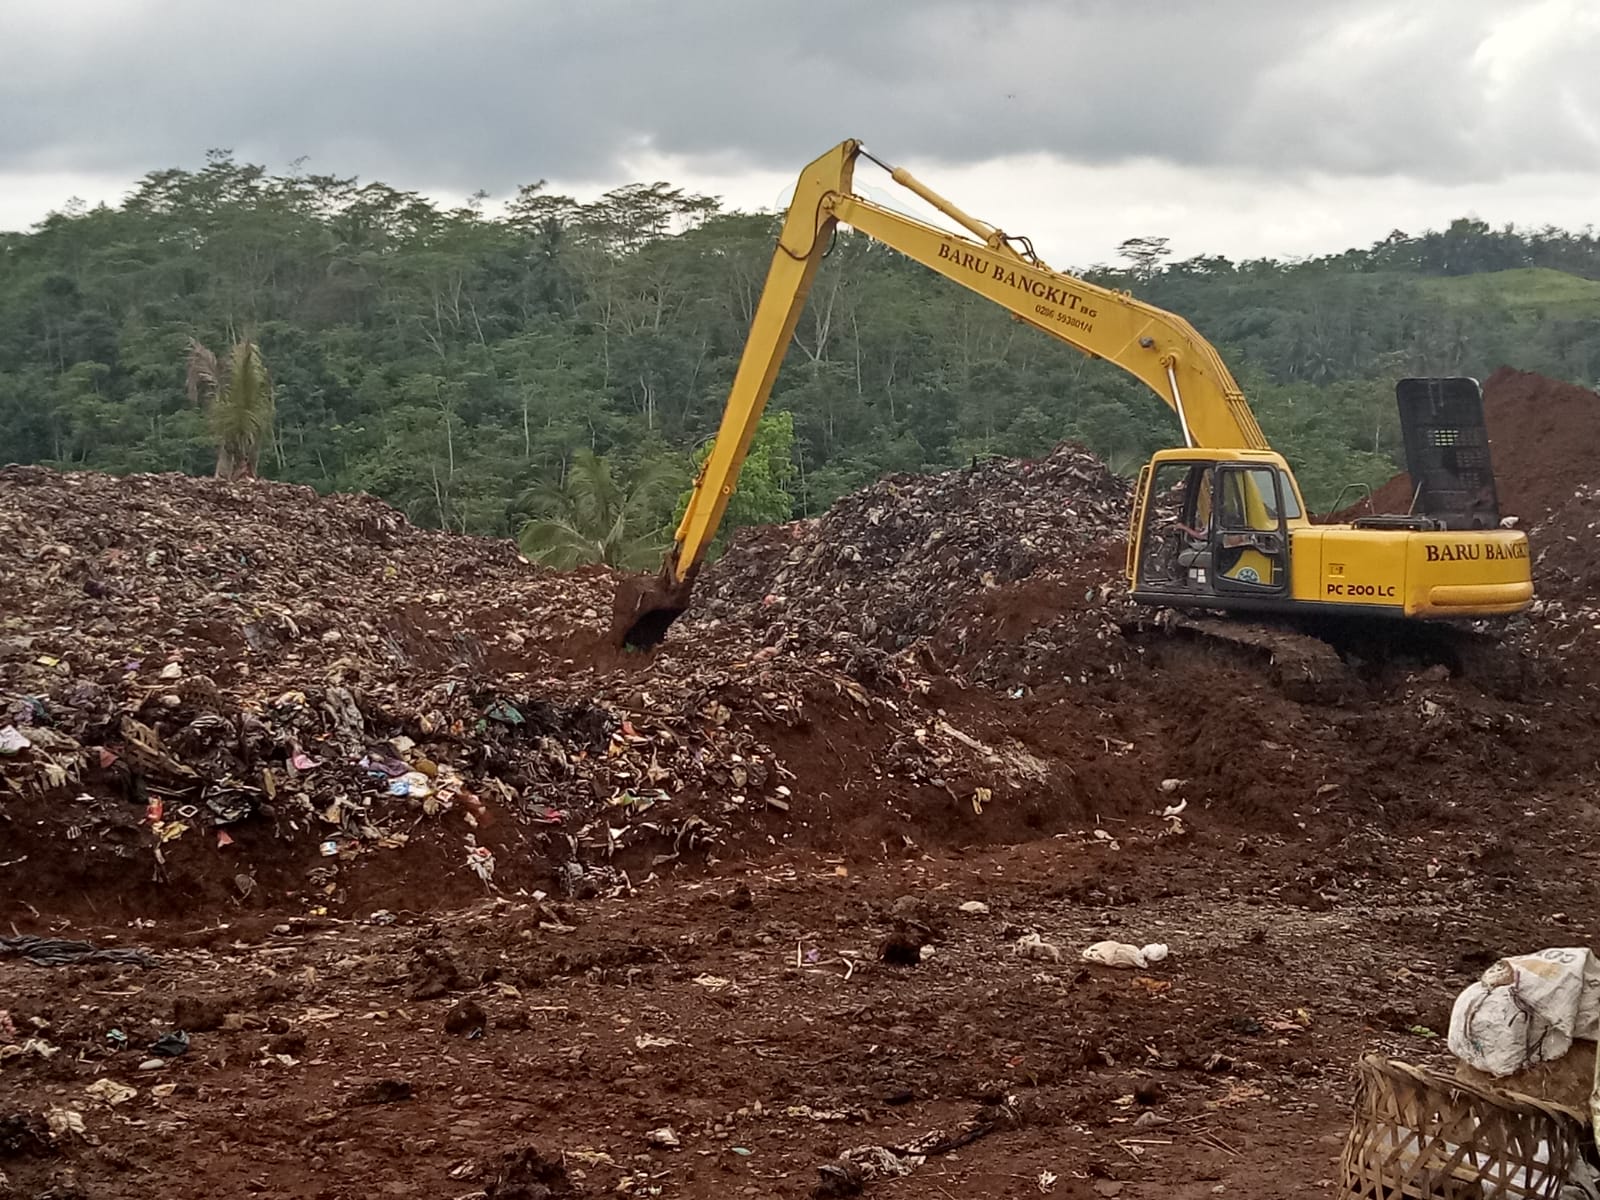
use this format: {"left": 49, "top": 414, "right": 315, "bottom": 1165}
{"left": 465, "top": 837, "right": 496, "bottom": 886}
{"left": 1014, "top": 932, "right": 1062, "bottom": 962}
{"left": 485, "top": 700, "right": 524, "bottom": 726}
{"left": 388, "top": 771, "right": 432, "bottom": 798}
{"left": 84, "top": 1078, "right": 137, "bottom": 1106}
{"left": 149, "top": 1031, "right": 190, "bottom": 1057}
{"left": 45, "top": 1106, "right": 85, "bottom": 1139}
{"left": 1081, "top": 940, "right": 1170, "bottom": 969}
{"left": 0, "top": 935, "right": 155, "bottom": 968}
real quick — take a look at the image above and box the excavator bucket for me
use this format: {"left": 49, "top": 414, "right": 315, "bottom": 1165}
{"left": 610, "top": 566, "right": 698, "bottom": 650}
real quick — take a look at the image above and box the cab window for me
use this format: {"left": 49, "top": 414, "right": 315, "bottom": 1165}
{"left": 1275, "top": 470, "right": 1302, "bottom": 519}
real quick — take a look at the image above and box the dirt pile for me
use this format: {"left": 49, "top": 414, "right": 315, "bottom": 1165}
{"left": 700, "top": 443, "right": 1131, "bottom": 650}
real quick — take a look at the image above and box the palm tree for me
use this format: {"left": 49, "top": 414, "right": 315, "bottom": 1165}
{"left": 186, "top": 338, "right": 274, "bottom": 480}
{"left": 517, "top": 450, "right": 677, "bottom": 569}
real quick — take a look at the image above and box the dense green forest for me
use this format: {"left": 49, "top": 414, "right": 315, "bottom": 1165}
{"left": 4, "top": 151, "right": 1599, "bottom": 555}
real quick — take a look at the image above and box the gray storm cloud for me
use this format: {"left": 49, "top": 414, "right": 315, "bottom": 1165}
{"left": 2, "top": 0, "right": 1595, "bottom": 192}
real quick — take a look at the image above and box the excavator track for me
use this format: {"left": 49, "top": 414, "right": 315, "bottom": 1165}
{"left": 1130, "top": 613, "right": 1355, "bottom": 704}
{"left": 1122, "top": 611, "right": 1536, "bottom": 704}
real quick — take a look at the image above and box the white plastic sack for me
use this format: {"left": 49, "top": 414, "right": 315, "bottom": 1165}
{"left": 1448, "top": 947, "right": 1600, "bottom": 1077}
{"left": 1081, "top": 940, "right": 1170, "bottom": 969}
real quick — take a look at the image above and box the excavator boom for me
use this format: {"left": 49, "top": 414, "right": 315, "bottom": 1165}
{"left": 615, "top": 139, "right": 1268, "bottom": 646}
{"left": 613, "top": 139, "right": 1530, "bottom": 648}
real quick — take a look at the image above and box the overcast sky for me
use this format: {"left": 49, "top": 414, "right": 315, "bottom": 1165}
{"left": 4, "top": 0, "right": 1598, "bottom": 265}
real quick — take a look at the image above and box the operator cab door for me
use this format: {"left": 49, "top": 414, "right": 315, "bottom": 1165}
{"left": 1209, "top": 464, "right": 1290, "bottom": 597}
{"left": 1133, "top": 459, "right": 1292, "bottom": 601}
{"left": 1134, "top": 460, "right": 1218, "bottom": 595}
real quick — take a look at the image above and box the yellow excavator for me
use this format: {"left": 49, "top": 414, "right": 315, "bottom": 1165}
{"left": 614, "top": 139, "right": 1533, "bottom": 648}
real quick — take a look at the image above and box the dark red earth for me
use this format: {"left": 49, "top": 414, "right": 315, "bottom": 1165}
{"left": 3, "top": 370, "right": 1599, "bottom": 1199}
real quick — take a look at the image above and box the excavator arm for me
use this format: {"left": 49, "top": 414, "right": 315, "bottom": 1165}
{"left": 614, "top": 138, "right": 1269, "bottom": 647}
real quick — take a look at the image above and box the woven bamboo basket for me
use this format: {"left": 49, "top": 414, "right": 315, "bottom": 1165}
{"left": 1342, "top": 1053, "right": 1587, "bottom": 1198}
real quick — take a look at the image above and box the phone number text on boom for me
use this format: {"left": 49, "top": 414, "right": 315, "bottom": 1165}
{"left": 1035, "top": 303, "right": 1094, "bottom": 333}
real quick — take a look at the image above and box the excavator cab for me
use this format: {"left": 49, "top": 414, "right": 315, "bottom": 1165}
{"left": 1131, "top": 450, "right": 1304, "bottom": 607}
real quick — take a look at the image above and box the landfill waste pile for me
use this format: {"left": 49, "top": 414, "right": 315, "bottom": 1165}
{"left": 701, "top": 443, "right": 1132, "bottom": 653}
{"left": 0, "top": 460, "right": 1128, "bottom": 918}
{"left": 6, "top": 391, "right": 1600, "bottom": 916}
{"left": 700, "top": 442, "right": 1140, "bottom": 688}
{"left": 0, "top": 464, "right": 625, "bottom": 913}
{"left": 4, "top": 373, "right": 1600, "bottom": 1200}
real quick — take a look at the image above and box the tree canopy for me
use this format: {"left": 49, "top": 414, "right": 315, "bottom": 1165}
{"left": 185, "top": 337, "right": 273, "bottom": 479}
{"left": 4, "top": 151, "right": 1597, "bottom": 548}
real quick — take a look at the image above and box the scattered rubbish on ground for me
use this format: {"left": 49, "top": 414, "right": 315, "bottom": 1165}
{"left": 44, "top": 1106, "right": 85, "bottom": 1142}
{"left": 343, "top": 1078, "right": 413, "bottom": 1107}
{"left": 1081, "top": 940, "right": 1170, "bottom": 969}
{"left": 444, "top": 999, "right": 487, "bottom": 1038}
{"left": 0, "top": 936, "right": 155, "bottom": 969}
{"left": 83, "top": 1079, "right": 136, "bottom": 1107}
{"left": 148, "top": 1032, "right": 189, "bottom": 1058}
{"left": 1014, "top": 932, "right": 1063, "bottom": 962}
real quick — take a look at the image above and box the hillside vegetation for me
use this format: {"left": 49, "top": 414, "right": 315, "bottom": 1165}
{"left": 3, "top": 154, "right": 1599, "bottom": 537}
